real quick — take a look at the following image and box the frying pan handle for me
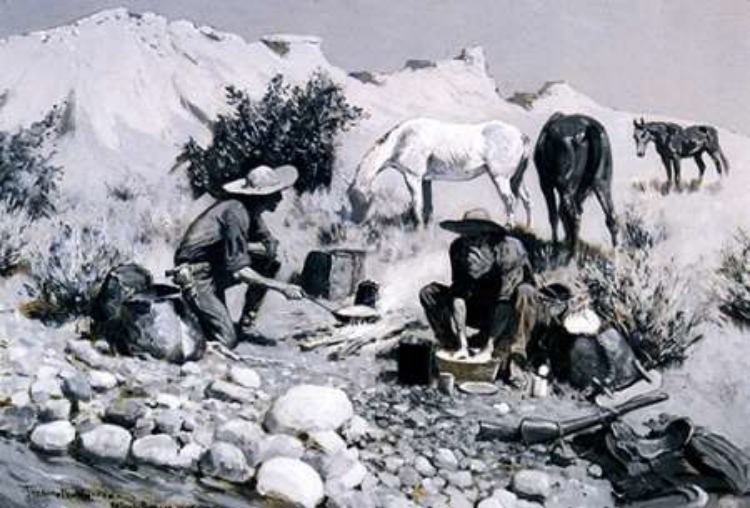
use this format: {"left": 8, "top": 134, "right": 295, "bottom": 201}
{"left": 302, "top": 293, "right": 337, "bottom": 314}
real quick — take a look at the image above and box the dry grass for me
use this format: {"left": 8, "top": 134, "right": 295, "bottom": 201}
{"left": 631, "top": 177, "right": 723, "bottom": 196}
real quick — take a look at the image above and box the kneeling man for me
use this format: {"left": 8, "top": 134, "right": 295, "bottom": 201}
{"left": 420, "top": 209, "right": 545, "bottom": 388}
{"left": 173, "top": 165, "right": 304, "bottom": 349}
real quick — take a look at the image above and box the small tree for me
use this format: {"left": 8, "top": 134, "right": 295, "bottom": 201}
{"left": 0, "top": 106, "right": 64, "bottom": 219}
{"left": 180, "top": 72, "right": 363, "bottom": 197}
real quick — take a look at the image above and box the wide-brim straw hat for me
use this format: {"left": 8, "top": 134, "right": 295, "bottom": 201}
{"left": 439, "top": 208, "right": 507, "bottom": 236}
{"left": 222, "top": 164, "right": 298, "bottom": 196}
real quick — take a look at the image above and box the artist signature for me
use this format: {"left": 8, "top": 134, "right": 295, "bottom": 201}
{"left": 24, "top": 485, "right": 212, "bottom": 508}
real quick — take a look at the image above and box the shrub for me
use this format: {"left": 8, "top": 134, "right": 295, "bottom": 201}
{"left": 23, "top": 220, "right": 128, "bottom": 324}
{"left": 179, "top": 72, "right": 363, "bottom": 198}
{"left": 580, "top": 209, "right": 710, "bottom": 369}
{"left": 619, "top": 205, "right": 667, "bottom": 251}
{"left": 716, "top": 229, "right": 750, "bottom": 325}
{"left": 0, "top": 105, "right": 65, "bottom": 220}
{"left": 0, "top": 204, "right": 29, "bottom": 276}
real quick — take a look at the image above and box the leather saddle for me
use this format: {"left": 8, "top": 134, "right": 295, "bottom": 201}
{"left": 607, "top": 418, "right": 695, "bottom": 465}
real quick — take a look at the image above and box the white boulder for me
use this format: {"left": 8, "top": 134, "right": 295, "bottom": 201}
{"left": 131, "top": 434, "right": 180, "bottom": 468}
{"left": 256, "top": 457, "right": 324, "bottom": 508}
{"left": 30, "top": 421, "right": 75, "bottom": 454}
{"left": 264, "top": 385, "right": 353, "bottom": 434}
{"left": 79, "top": 424, "right": 133, "bottom": 464}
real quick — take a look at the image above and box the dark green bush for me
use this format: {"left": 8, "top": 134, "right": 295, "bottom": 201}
{"left": 0, "top": 106, "right": 64, "bottom": 220}
{"left": 179, "top": 72, "right": 363, "bottom": 197}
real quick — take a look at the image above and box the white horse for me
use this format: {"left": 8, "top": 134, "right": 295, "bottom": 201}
{"left": 347, "top": 117, "right": 532, "bottom": 227}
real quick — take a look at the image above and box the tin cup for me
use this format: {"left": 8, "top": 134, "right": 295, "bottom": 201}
{"left": 438, "top": 372, "right": 456, "bottom": 396}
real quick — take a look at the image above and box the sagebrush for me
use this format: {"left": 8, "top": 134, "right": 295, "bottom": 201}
{"left": 24, "top": 221, "right": 128, "bottom": 324}
{"left": 580, "top": 208, "right": 710, "bottom": 369}
{"left": 179, "top": 72, "right": 363, "bottom": 197}
{"left": 716, "top": 229, "right": 750, "bottom": 325}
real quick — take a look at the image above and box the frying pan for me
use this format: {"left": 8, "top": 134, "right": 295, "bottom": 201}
{"left": 302, "top": 294, "right": 380, "bottom": 324}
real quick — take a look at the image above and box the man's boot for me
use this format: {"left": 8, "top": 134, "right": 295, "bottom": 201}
{"left": 237, "top": 312, "right": 276, "bottom": 346}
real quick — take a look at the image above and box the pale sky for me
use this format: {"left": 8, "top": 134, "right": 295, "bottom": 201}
{"left": 1, "top": 0, "right": 749, "bottom": 135}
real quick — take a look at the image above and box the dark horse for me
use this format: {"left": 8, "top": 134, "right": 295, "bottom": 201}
{"left": 534, "top": 112, "right": 618, "bottom": 255}
{"left": 633, "top": 118, "right": 729, "bottom": 191}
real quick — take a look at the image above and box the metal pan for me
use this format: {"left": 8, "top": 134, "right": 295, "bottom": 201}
{"left": 303, "top": 295, "right": 380, "bottom": 324}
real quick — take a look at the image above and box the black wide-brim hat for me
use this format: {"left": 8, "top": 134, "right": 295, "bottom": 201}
{"left": 439, "top": 208, "right": 507, "bottom": 236}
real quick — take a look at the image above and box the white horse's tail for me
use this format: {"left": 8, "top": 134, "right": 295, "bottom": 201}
{"left": 348, "top": 123, "right": 404, "bottom": 222}
{"left": 510, "top": 134, "right": 531, "bottom": 197}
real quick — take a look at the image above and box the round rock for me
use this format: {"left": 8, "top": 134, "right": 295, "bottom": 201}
{"left": 256, "top": 457, "right": 324, "bottom": 508}
{"left": 323, "top": 449, "right": 366, "bottom": 488}
{"left": 214, "top": 419, "right": 265, "bottom": 463}
{"left": 62, "top": 373, "right": 93, "bottom": 402}
{"left": 512, "top": 469, "right": 551, "bottom": 501}
{"left": 38, "top": 399, "right": 72, "bottom": 422}
{"left": 177, "top": 442, "right": 204, "bottom": 472}
{"left": 155, "top": 409, "right": 184, "bottom": 436}
{"left": 79, "top": 424, "right": 133, "bottom": 464}
{"left": 255, "top": 434, "right": 305, "bottom": 465}
{"left": 264, "top": 384, "right": 353, "bottom": 434}
{"left": 205, "top": 380, "right": 253, "bottom": 403}
{"left": 30, "top": 378, "right": 63, "bottom": 404}
{"left": 30, "top": 421, "right": 76, "bottom": 454}
{"left": 89, "top": 371, "right": 118, "bottom": 392}
{"left": 434, "top": 448, "right": 459, "bottom": 471}
{"left": 414, "top": 456, "right": 436, "bottom": 477}
{"left": 228, "top": 366, "right": 261, "bottom": 389}
{"left": 341, "top": 415, "right": 372, "bottom": 443}
{"left": 104, "top": 398, "right": 148, "bottom": 429}
{"left": 0, "top": 406, "right": 38, "bottom": 438}
{"left": 132, "top": 434, "right": 180, "bottom": 469}
{"left": 199, "top": 442, "right": 252, "bottom": 483}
